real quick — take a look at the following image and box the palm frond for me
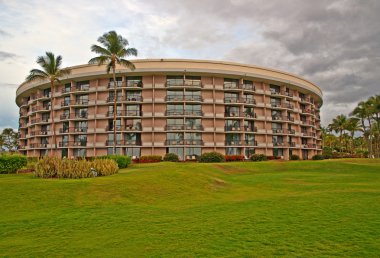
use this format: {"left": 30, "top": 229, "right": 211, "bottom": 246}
{"left": 25, "top": 69, "right": 49, "bottom": 82}
{"left": 88, "top": 56, "right": 111, "bottom": 66}
{"left": 106, "top": 62, "right": 113, "bottom": 73}
{"left": 118, "top": 59, "right": 136, "bottom": 70}
{"left": 90, "top": 44, "right": 111, "bottom": 56}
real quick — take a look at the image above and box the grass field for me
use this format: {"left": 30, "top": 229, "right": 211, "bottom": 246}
{"left": 1, "top": 159, "right": 380, "bottom": 257}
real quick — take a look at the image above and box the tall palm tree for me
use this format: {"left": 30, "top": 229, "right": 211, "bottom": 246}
{"left": 345, "top": 117, "right": 362, "bottom": 154}
{"left": 26, "top": 52, "right": 71, "bottom": 156}
{"left": 329, "top": 114, "right": 347, "bottom": 156}
{"left": 88, "top": 31, "right": 138, "bottom": 154}
{"left": 351, "top": 101, "right": 372, "bottom": 157}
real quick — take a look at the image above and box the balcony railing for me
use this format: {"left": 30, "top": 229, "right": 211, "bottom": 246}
{"left": 225, "top": 126, "right": 242, "bottom": 131}
{"left": 244, "top": 126, "right": 257, "bottom": 132}
{"left": 107, "top": 81, "right": 124, "bottom": 88}
{"left": 224, "top": 97, "right": 244, "bottom": 103}
{"left": 301, "top": 120, "right": 313, "bottom": 126}
{"left": 59, "top": 127, "right": 88, "bottom": 133}
{"left": 225, "top": 112, "right": 242, "bottom": 117}
{"left": 302, "top": 143, "right": 316, "bottom": 148}
{"left": 273, "top": 142, "right": 287, "bottom": 147}
{"left": 105, "top": 140, "right": 141, "bottom": 146}
{"left": 59, "top": 141, "right": 87, "bottom": 147}
{"left": 61, "top": 87, "right": 71, "bottom": 94}
{"left": 165, "top": 95, "right": 203, "bottom": 102}
{"left": 243, "top": 84, "right": 255, "bottom": 91}
{"left": 165, "top": 124, "right": 203, "bottom": 131}
{"left": 30, "top": 130, "right": 49, "bottom": 136}
{"left": 243, "top": 98, "right": 256, "bottom": 105}
{"left": 244, "top": 112, "right": 257, "bottom": 119}
{"left": 225, "top": 140, "right": 243, "bottom": 146}
{"left": 125, "top": 96, "right": 143, "bottom": 102}
{"left": 30, "top": 143, "right": 48, "bottom": 148}
{"left": 223, "top": 82, "right": 241, "bottom": 90}
{"left": 301, "top": 109, "right": 312, "bottom": 114}
{"left": 165, "top": 139, "right": 203, "bottom": 145}
{"left": 245, "top": 140, "right": 258, "bottom": 146}
{"left": 31, "top": 118, "right": 49, "bottom": 124}
{"left": 32, "top": 105, "right": 51, "bottom": 112}
{"left": 289, "top": 142, "right": 296, "bottom": 147}
{"left": 166, "top": 79, "right": 202, "bottom": 88}
{"left": 60, "top": 113, "right": 70, "bottom": 120}
{"left": 272, "top": 128, "right": 284, "bottom": 134}
{"left": 284, "top": 103, "right": 294, "bottom": 109}
{"left": 106, "top": 110, "right": 143, "bottom": 117}
{"left": 74, "top": 112, "right": 88, "bottom": 119}
{"left": 271, "top": 103, "right": 283, "bottom": 108}
{"left": 73, "top": 85, "right": 90, "bottom": 92}
{"left": 287, "top": 117, "right": 295, "bottom": 122}
{"left": 302, "top": 132, "right": 316, "bottom": 137}
{"left": 272, "top": 116, "right": 286, "bottom": 121}
{"left": 165, "top": 110, "right": 203, "bottom": 116}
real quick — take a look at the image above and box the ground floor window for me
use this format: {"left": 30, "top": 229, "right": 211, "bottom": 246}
{"left": 61, "top": 148, "right": 68, "bottom": 158}
{"left": 168, "top": 147, "right": 184, "bottom": 160}
{"left": 245, "top": 148, "right": 255, "bottom": 158}
{"left": 273, "top": 148, "right": 283, "bottom": 157}
{"left": 74, "top": 148, "right": 86, "bottom": 157}
{"left": 107, "top": 147, "right": 121, "bottom": 155}
{"left": 226, "top": 147, "right": 241, "bottom": 155}
{"left": 185, "top": 147, "right": 201, "bottom": 160}
{"left": 126, "top": 148, "right": 140, "bottom": 158}
{"left": 40, "top": 149, "right": 48, "bottom": 157}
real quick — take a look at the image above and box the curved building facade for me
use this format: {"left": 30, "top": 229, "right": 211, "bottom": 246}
{"left": 16, "top": 59, "right": 322, "bottom": 160}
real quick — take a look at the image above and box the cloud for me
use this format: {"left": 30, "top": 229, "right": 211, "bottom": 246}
{"left": 0, "top": 51, "right": 17, "bottom": 60}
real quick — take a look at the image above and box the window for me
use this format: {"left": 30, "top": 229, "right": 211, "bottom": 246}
{"left": 74, "top": 148, "right": 86, "bottom": 157}
{"left": 245, "top": 148, "right": 255, "bottom": 158}
{"left": 224, "top": 78, "right": 239, "bottom": 89}
{"left": 226, "top": 147, "right": 241, "bottom": 155}
{"left": 273, "top": 148, "right": 283, "bottom": 157}
{"left": 185, "top": 147, "right": 201, "bottom": 160}
{"left": 126, "top": 76, "right": 142, "bottom": 87}
{"left": 126, "top": 148, "right": 140, "bottom": 157}
{"left": 270, "top": 84, "right": 280, "bottom": 93}
{"left": 168, "top": 147, "right": 184, "bottom": 160}
{"left": 107, "top": 148, "right": 121, "bottom": 155}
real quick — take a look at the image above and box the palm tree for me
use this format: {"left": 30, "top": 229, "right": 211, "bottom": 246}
{"left": 26, "top": 52, "right": 71, "bottom": 155}
{"left": 329, "top": 114, "right": 347, "bottom": 156}
{"left": 88, "top": 31, "right": 138, "bottom": 154}
{"left": 345, "top": 117, "right": 362, "bottom": 154}
{"left": 351, "top": 101, "right": 372, "bottom": 157}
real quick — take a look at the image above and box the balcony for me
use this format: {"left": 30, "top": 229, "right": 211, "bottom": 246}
{"left": 126, "top": 80, "right": 143, "bottom": 88}
{"left": 300, "top": 97, "right": 311, "bottom": 103}
{"left": 224, "top": 82, "right": 241, "bottom": 90}
{"left": 243, "top": 84, "right": 255, "bottom": 91}
{"left": 285, "top": 129, "right": 296, "bottom": 134}
{"left": 244, "top": 126, "right": 257, "bottom": 132}
{"left": 165, "top": 110, "right": 203, "bottom": 116}
{"left": 124, "top": 96, "right": 143, "bottom": 102}
{"left": 271, "top": 103, "right": 283, "bottom": 109}
{"left": 301, "top": 120, "right": 313, "bottom": 126}
{"left": 59, "top": 141, "right": 87, "bottom": 147}
{"left": 61, "top": 101, "right": 70, "bottom": 107}
{"left": 166, "top": 79, "right": 202, "bottom": 88}
{"left": 245, "top": 140, "right": 258, "bottom": 146}
{"left": 243, "top": 98, "right": 256, "bottom": 105}
{"left": 30, "top": 130, "right": 49, "bottom": 136}
{"left": 31, "top": 118, "right": 49, "bottom": 124}
{"left": 60, "top": 113, "right": 70, "bottom": 120}
{"left": 224, "top": 112, "right": 242, "bottom": 118}
{"left": 301, "top": 109, "right": 312, "bottom": 114}
{"left": 287, "top": 117, "right": 295, "bottom": 122}
{"left": 105, "top": 140, "right": 141, "bottom": 146}
{"left": 73, "top": 112, "right": 88, "bottom": 119}
{"left": 225, "top": 126, "right": 242, "bottom": 132}
{"left": 73, "top": 85, "right": 90, "bottom": 92}
{"left": 108, "top": 81, "right": 124, "bottom": 88}
{"left": 272, "top": 128, "right": 284, "bottom": 134}
{"left": 61, "top": 87, "right": 71, "bottom": 94}
{"left": 272, "top": 116, "right": 286, "bottom": 121}
{"left": 165, "top": 95, "right": 203, "bottom": 102}
{"left": 30, "top": 143, "right": 48, "bottom": 148}
{"left": 225, "top": 140, "right": 243, "bottom": 146}
{"left": 59, "top": 141, "right": 69, "bottom": 147}
{"left": 289, "top": 142, "right": 296, "bottom": 147}
{"left": 165, "top": 124, "right": 203, "bottom": 131}
{"left": 165, "top": 139, "right": 203, "bottom": 146}
{"left": 244, "top": 112, "right": 257, "bottom": 119}
{"left": 224, "top": 97, "right": 244, "bottom": 103}
{"left": 284, "top": 103, "right": 294, "bottom": 109}
{"left": 273, "top": 142, "right": 287, "bottom": 147}
{"left": 106, "top": 110, "right": 142, "bottom": 117}
{"left": 32, "top": 105, "right": 51, "bottom": 112}
{"left": 302, "top": 132, "right": 316, "bottom": 137}
{"left": 107, "top": 96, "right": 123, "bottom": 102}
{"left": 72, "top": 99, "right": 89, "bottom": 106}
{"left": 302, "top": 143, "right": 316, "bottom": 149}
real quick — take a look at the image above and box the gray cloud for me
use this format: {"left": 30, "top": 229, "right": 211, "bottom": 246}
{"left": 0, "top": 51, "right": 17, "bottom": 60}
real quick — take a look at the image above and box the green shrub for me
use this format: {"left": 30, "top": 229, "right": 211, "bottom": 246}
{"left": 139, "top": 155, "right": 162, "bottom": 163}
{"left": 0, "top": 154, "right": 28, "bottom": 173}
{"left": 198, "top": 152, "right": 225, "bottom": 163}
{"left": 290, "top": 154, "right": 300, "bottom": 160}
{"left": 99, "top": 155, "right": 131, "bottom": 168}
{"left": 163, "top": 153, "right": 179, "bottom": 162}
{"left": 250, "top": 154, "right": 267, "bottom": 162}
{"left": 34, "top": 157, "right": 118, "bottom": 178}
{"left": 312, "top": 155, "right": 325, "bottom": 160}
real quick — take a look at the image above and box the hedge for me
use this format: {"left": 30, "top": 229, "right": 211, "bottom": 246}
{"left": 163, "top": 153, "right": 179, "bottom": 162}
{"left": 0, "top": 154, "right": 28, "bottom": 173}
{"left": 250, "top": 154, "right": 267, "bottom": 162}
{"left": 198, "top": 152, "right": 225, "bottom": 163}
{"left": 99, "top": 155, "right": 131, "bottom": 168}
{"left": 138, "top": 155, "right": 162, "bottom": 163}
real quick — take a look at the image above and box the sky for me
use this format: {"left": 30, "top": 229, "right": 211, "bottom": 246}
{"left": 0, "top": 0, "right": 379, "bottom": 131}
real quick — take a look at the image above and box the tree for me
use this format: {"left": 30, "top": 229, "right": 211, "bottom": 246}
{"left": 329, "top": 114, "right": 347, "bottom": 156}
{"left": 88, "top": 31, "right": 138, "bottom": 154}
{"left": 0, "top": 128, "right": 19, "bottom": 152}
{"left": 345, "top": 117, "right": 362, "bottom": 154}
{"left": 25, "top": 52, "right": 71, "bottom": 155}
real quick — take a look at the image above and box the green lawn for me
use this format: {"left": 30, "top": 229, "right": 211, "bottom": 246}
{"left": 1, "top": 159, "right": 380, "bottom": 257}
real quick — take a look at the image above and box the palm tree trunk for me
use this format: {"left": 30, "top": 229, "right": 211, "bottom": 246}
{"left": 112, "top": 66, "right": 117, "bottom": 155}
{"left": 50, "top": 80, "right": 56, "bottom": 156}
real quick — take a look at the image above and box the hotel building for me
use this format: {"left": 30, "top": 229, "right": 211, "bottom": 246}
{"left": 16, "top": 59, "right": 322, "bottom": 160}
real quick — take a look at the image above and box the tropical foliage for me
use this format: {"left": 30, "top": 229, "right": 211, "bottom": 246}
{"left": 325, "top": 94, "right": 380, "bottom": 158}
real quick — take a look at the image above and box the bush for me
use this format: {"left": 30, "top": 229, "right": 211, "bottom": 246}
{"left": 312, "top": 155, "right": 325, "bottom": 160}
{"left": 0, "top": 154, "right": 28, "bottom": 173}
{"left": 266, "top": 156, "right": 282, "bottom": 160}
{"left": 198, "top": 152, "right": 225, "bottom": 163}
{"left": 34, "top": 157, "right": 119, "bottom": 178}
{"left": 99, "top": 155, "right": 131, "bottom": 168}
{"left": 290, "top": 154, "right": 300, "bottom": 160}
{"left": 139, "top": 155, "right": 162, "bottom": 163}
{"left": 163, "top": 153, "right": 179, "bottom": 162}
{"left": 250, "top": 154, "right": 267, "bottom": 162}
{"left": 225, "top": 155, "right": 245, "bottom": 162}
